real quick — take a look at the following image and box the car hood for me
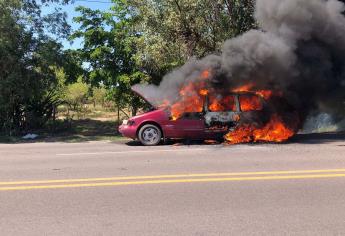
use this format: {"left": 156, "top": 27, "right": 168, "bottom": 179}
{"left": 131, "top": 85, "right": 159, "bottom": 109}
{"left": 130, "top": 108, "right": 167, "bottom": 120}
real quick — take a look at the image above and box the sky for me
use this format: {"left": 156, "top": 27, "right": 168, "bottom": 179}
{"left": 43, "top": 0, "right": 113, "bottom": 49}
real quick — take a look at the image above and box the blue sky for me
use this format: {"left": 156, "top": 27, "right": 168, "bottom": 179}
{"left": 43, "top": 0, "right": 113, "bottom": 49}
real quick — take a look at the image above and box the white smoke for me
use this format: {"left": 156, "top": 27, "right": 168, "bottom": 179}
{"left": 301, "top": 113, "right": 345, "bottom": 133}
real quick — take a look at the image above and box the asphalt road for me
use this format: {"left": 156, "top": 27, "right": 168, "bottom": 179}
{"left": 1, "top": 133, "right": 345, "bottom": 236}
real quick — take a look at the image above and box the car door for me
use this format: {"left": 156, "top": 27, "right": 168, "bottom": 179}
{"left": 238, "top": 94, "right": 265, "bottom": 126}
{"left": 176, "top": 112, "right": 205, "bottom": 139}
{"left": 163, "top": 112, "right": 205, "bottom": 139}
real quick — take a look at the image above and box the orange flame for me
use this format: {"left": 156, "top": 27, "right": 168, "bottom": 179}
{"left": 199, "top": 89, "right": 208, "bottom": 96}
{"left": 226, "top": 84, "right": 296, "bottom": 144}
{"left": 256, "top": 90, "right": 273, "bottom": 100}
{"left": 208, "top": 95, "right": 236, "bottom": 112}
{"left": 166, "top": 70, "right": 211, "bottom": 120}
{"left": 253, "top": 115, "right": 295, "bottom": 142}
{"left": 239, "top": 95, "right": 263, "bottom": 111}
{"left": 232, "top": 84, "right": 274, "bottom": 100}
{"left": 232, "top": 83, "right": 255, "bottom": 93}
{"left": 224, "top": 125, "right": 253, "bottom": 144}
{"left": 224, "top": 114, "right": 295, "bottom": 144}
{"left": 158, "top": 77, "right": 297, "bottom": 143}
{"left": 201, "top": 70, "right": 210, "bottom": 79}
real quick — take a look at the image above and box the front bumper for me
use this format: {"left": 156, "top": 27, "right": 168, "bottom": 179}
{"left": 118, "top": 125, "right": 137, "bottom": 139}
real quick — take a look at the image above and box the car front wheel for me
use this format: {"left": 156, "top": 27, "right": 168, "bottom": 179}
{"left": 138, "top": 124, "right": 162, "bottom": 146}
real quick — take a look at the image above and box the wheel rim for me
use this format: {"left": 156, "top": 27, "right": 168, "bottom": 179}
{"left": 142, "top": 127, "right": 159, "bottom": 144}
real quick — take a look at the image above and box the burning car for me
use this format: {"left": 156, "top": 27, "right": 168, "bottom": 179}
{"left": 119, "top": 90, "right": 273, "bottom": 146}
{"left": 121, "top": 0, "right": 345, "bottom": 145}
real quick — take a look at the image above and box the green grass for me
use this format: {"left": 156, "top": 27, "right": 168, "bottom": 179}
{"left": 0, "top": 135, "right": 23, "bottom": 143}
{"left": 57, "top": 104, "right": 129, "bottom": 122}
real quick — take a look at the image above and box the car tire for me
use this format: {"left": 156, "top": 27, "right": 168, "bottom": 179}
{"left": 138, "top": 124, "right": 162, "bottom": 146}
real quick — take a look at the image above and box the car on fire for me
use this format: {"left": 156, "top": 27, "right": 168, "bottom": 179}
{"left": 119, "top": 91, "right": 270, "bottom": 146}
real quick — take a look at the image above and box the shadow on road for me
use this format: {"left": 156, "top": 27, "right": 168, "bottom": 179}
{"left": 287, "top": 131, "right": 345, "bottom": 144}
{"left": 125, "top": 139, "right": 212, "bottom": 146}
{"left": 125, "top": 132, "right": 345, "bottom": 146}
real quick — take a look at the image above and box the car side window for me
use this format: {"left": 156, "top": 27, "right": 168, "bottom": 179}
{"left": 208, "top": 95, "right": 236, "bottom": 112}
{"left": 180, "top": 112, "right": 204, "bottom": 120}
{"left": 171, "top": 100, "right": 204, "bottom": 120}
{"left": 239, "top": 95, "right": 263, "bottom": 111}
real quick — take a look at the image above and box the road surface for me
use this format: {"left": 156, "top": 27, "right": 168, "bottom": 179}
{"left": 0, "top": 133, "right": 345, "bottom": 235}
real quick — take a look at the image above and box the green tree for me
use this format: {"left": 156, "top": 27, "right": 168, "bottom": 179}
{"left": 71, "top": 0, "right": 256, "bottom": 115}
{"left": 0, "top": 0, "right": 79, "bottom": 134}
{"left": 92, "top": 87, "right": 107, "bottom": 107}
{"left": 72, "top": 0, "right": 148, "bottom": 116}
{"left": 130, "top": 0, "right": 256, "bottom": 79}
{"left": 64, "top": 79, "right": 89, "bottom": 118}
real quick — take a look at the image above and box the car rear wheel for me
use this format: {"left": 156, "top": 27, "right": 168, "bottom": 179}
{"left": 138, "top": 124, "right": 162, "bottom": 146}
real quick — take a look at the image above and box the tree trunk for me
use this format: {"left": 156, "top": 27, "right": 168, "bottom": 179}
{"left": 132, "top": 106, "right": 137, "bottom": 117}
{"left": 117, "top": 104, "right": 120, "bottom": 126}
{"left": 52, "top": 105, "right": 56, "bottom": 133}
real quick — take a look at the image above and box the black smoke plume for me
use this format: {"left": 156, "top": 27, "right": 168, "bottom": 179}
{"left": 133, "top": 0, "right": 345, "bottom": 130}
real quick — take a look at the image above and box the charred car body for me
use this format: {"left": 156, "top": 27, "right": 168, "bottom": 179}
{"left": 119, "top": 91, "right": 270, "bottom": 146}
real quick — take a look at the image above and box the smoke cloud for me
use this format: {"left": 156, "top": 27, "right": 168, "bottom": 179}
{"left": 133, "top": 0, "right": 345, "bottom": 129}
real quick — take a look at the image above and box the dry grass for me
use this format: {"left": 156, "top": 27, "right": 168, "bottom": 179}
{"left": 57, "top": 104, "right": 130, "bottom": 122}
{"left": 0, "top": 106, "right": 131, "bottom": 143}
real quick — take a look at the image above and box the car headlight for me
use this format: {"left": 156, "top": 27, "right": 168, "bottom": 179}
{"left": 127, "top": 120, "right": 135, "bottom": 126}
{"left": 122, "top": 120, "right": 135, "bottom": 126}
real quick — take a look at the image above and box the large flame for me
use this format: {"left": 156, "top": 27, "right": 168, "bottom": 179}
{"left": 209, "top": 95, "right": 236, "bottom": 112}
{"left": 231, "top": 84, "right": 275, "bottom": 100}
{"left": 225, "top": 84, "right": 296, "bottom": 144}
{"left": 158, "top": 72, "right": 297, "bottom": 144}
{"left": 224, "top": 114, "right": 295, "bottom": 144}
{"left": 239, "top": 94, "right": 263, "bottom": 111}
{"left": 166, "top": 70, "right": 210, "bottom": 120}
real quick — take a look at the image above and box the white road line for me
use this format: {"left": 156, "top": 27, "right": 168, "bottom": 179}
{"left": 56, "top": 148, "right": 210, "bottom": 156}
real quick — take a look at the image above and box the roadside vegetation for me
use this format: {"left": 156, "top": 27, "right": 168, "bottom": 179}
{"left": 0, "top": 0, "right": 256, "bottom": 142}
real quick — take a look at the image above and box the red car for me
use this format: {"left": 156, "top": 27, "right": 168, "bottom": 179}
{"left": 119, "top": 93, "right": 268, "bottom": 146}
